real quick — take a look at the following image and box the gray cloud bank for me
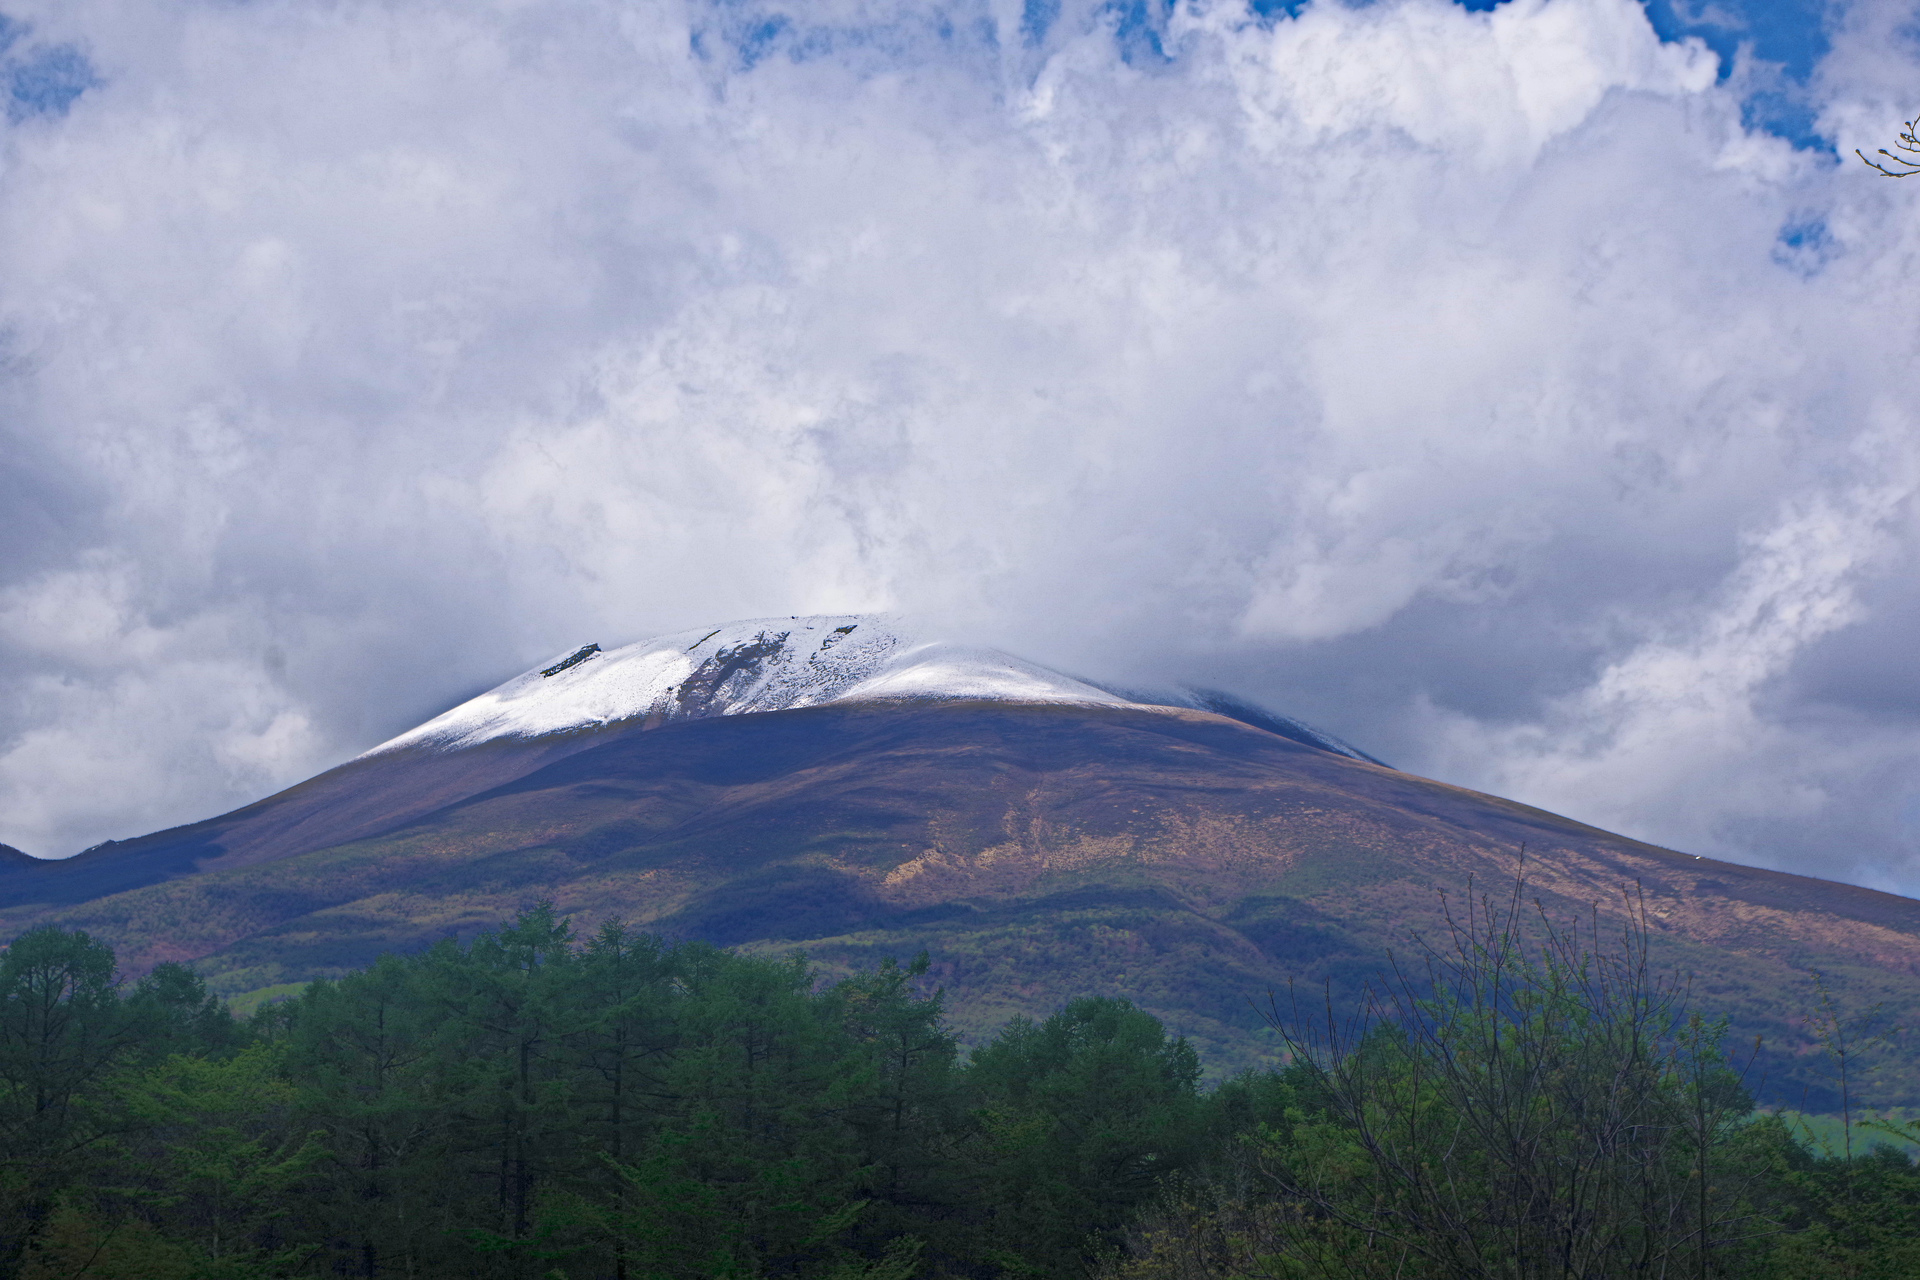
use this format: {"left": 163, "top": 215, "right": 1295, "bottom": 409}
{"left": 1, "top": 0, "right": 1917, "bottom": 893}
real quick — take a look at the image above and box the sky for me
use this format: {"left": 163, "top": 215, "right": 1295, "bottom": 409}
{"left": 1, "top": 0, "right": 1918, "bottom": 895}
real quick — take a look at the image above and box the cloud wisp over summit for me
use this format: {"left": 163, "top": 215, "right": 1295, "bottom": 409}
{"left": 0, "top": 0, "right": 1916, "bottom": 892}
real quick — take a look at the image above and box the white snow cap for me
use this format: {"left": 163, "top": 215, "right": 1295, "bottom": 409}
{"left": 364, "top": 615, "right": 1133, "bottom": 756}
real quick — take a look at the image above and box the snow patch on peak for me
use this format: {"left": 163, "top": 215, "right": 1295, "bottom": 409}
{"left": 839, "top": 642, "right": 1129, "bottom": 707}
{"left": 362, "top": 615, "right": 1132, "bottom": 757}
{"left": 361, "top": 613, "right": 1387, "bottom": 767}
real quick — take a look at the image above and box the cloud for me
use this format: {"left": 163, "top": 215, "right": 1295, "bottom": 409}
{"left": 0, "top": 0, "right": 1916, "bottom": 893}
{"left": 1420, "top": 446, "right": 1918, "bottom": 886}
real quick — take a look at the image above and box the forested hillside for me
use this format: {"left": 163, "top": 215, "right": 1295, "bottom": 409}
{"left": 3, "top": 897, "right": 1918, "bottom": 1279}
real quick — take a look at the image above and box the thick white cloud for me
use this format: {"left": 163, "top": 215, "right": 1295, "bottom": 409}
{"left": 0, "top": 0, "right": 1915, "bottom": 893}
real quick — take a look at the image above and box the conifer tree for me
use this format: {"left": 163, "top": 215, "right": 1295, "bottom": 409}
{"left": 967, "top": 996, "right": 1206, "bottom": 1276}
{"left": 0, "top": 927, "right": 137, "bottom": 1273}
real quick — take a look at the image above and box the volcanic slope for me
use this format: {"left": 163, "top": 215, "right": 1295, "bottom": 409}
{"left": 0, "top": 615, "right": 1369, "bottom": 907}
{"left": 5, "top": 618, "right": 1920, "bottom": 1104}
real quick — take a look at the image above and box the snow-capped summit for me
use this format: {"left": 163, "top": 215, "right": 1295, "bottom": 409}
{"left": 365, "top": 615, "right": 1133, "bottom": 757}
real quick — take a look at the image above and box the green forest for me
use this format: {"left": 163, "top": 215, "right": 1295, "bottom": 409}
{"left": 3, "top": 891, "right": 1919, "bottom": 1280}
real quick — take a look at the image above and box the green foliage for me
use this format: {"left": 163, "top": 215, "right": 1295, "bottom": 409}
{"left": 1103, "top": 881, "right": 1835, "bottom": 1280}
{"left": 0, "top": 927, "right": 144, "bottom": 1273}
{"left": 6, "top": 897, "right": 1920, "bottom": 1280}
{"left": 0, "top": 926, "right": 128, "bottom": 1156}
{"left": 117, "top": 1044, "right": 318, "bottom": 1267}
{"left": 18, "top": 1200, "right": 201, "bottom": 1280}
{"left": 128, "top": 963, "right": 242, "bottom": 1059}
{"left": 249, "top": 908, "right": 980, "bottom": 1278}
{"left": 1764, "top": 1143, "right": 1920, "bottom": 1278}
{"left": 968, "top": 997, "right": 1207, "bottom": 1275}
{"left": 0, "top": 929, "right": 280, "bottom": 1279}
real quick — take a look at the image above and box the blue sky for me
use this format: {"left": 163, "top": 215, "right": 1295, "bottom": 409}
{"left": 1639, "top": 0, "right": 1833, "bottom": 141}
{"left": 0, "top": 0, "right": 1856, "bottom": 139}
{"left": 1642, "top": 0, "right": 1827, "bottom": 79}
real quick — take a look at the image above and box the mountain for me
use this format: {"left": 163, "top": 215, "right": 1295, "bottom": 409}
{"left": 4, "top": 616, "right": 1920, "bottom": 1105}
{"left": 0, "top": 616, "right": 1372, "bottom": 906}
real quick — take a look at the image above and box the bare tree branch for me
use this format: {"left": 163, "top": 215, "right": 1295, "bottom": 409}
{"left": 1859, "top": 115, "right": 1920, "bottom": 177}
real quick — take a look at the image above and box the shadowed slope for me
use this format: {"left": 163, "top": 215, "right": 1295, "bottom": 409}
{"left": 11, "top": 699, "right": 1920, "bottom": 1104}
{"left": 0, "top": 731, "right": 625, "bottom": 910}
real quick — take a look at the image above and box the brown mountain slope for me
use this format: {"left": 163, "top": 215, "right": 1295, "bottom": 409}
{"left": 0, "top": 733, "right": 618, "bottom": 910}
{"left": 6, "top": 700, "right": 1918, "bottom": 1103}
